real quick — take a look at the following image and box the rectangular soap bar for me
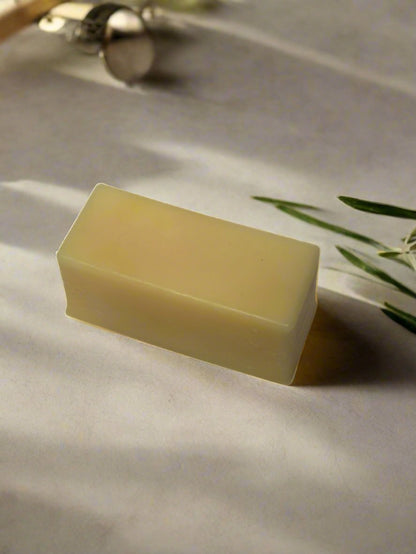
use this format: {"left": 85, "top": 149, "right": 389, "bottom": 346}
{"left": 57, "top": 184, "right": 319, "bottom": 385}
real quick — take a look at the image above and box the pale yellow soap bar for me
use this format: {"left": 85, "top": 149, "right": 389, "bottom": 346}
{"left": 57, "top": 184, "right": 319, "bottom": 384}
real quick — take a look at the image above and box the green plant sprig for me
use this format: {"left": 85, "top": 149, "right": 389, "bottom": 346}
{"left": 253, "top": 194, "right": 416, "bottom": 334}
{"left": 253, "top": 196, "right": 412, "bottom": 267}
{"left": 335, "top": 246, "right": 416, "bottom": 299}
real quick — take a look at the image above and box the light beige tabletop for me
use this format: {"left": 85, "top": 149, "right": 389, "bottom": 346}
{"left": 1, "top": 1, "right": 416, "bottom": 553}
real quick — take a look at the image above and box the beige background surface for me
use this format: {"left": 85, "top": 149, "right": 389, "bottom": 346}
{"left": 1, "top": 1, "right": 416, "bottom": 552}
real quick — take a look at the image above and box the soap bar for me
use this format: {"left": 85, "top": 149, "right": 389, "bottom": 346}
{"left": 57, "top": 184, "right": 319, "bottom": 385}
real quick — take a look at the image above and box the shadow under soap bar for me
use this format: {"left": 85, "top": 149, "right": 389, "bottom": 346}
{"left": 57, "top": 184, "right": 319, "bottom": 385}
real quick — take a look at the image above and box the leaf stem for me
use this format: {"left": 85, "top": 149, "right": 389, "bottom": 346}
{"left": 252, "top": 196, "right": 320, "bottom": 210}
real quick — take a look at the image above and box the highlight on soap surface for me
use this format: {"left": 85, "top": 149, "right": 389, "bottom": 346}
{"left": 57, "top": 184, "right": 319, "bottom": 385}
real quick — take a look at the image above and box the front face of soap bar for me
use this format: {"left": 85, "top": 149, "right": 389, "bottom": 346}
{"left": 57, "top": 184, "right": 319, "bottom": 384}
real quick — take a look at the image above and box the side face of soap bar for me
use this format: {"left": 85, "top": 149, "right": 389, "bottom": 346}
{"left": 57, "top": 184, "right": 319, "bottom": 385}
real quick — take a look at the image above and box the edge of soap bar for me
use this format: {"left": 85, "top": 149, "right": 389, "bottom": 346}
{"left": 57, "top": 183, "right": 320, "bottom": 386}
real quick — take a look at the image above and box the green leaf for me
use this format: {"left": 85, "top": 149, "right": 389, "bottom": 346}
{"left": 252, "top": 196, "right": 320, "bottom": 210}
{"left": 339, "top": 196, "right": 416, "bottom": 220}
{"left": 336, "top": 246, "right": 416, "bottom": 299}
{"left": 325, "top": 266, "right": 396, "bottom": 287}
{"left": 378, "top": 250, "right": 413, "bottom": 268}
{"left": 378, "top": 250, "right": 403, "bottom": 258}
{"left": 382, "top": 303, "right": 416, "bottom": 334}
{"left": 273, "top": 204, "right": 387, "bottom": 250}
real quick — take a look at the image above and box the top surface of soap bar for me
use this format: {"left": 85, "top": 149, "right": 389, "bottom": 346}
{"left": 59, "top": 184, "right": 319, "bottom": 326}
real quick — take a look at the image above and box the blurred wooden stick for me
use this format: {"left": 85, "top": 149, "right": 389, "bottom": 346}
{"left": 0, "top": 0, "right": 63, "bottom": 42}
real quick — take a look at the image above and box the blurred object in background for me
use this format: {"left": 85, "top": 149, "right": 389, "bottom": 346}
{"left": 38, "top": 2, "right": 155, "bottom": 82}
{"left": 0, "top": 0, "right": 221, "bottom": 81}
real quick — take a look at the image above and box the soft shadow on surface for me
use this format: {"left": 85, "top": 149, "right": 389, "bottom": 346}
{"left": 1, "top": 430, "right": 415, "bottom": 554}
{"left": 0, "top": 489, "right": 132, "bottom": 554}
{"left": 2, "top": 10, "right": 416, "bottom": 195}
{"left": 0, "top": 187, "right": 79, "bottom": 254}
{"left": 294, "top": 289, "right": 416, "bottom": 387}
{"left": 141, "top": 71, "right": 189, "bottom": 89}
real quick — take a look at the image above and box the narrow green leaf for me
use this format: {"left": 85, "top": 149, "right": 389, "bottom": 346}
{"left": 336, "top": 246, "right": 416, "bottom": 299}
{"left": 274, "top": 204, "right": 387, "bottom": 249}
{"left": 339, "top": 196, "right": 416, "bottom": 220}
{"left": 382, "top": 303, "right": 416, "bottom": 334}
{"left": 252, "top": 196, "right": 319, "bottom": 210}
{"left": 378, "top": 250, "right": 402, "bottom": 258}
{"left": 325, "top": 266, "right": 396, "bottom": 287}
{"left": 378, "top": 250, "right": 413, "bottom": 268}
{"left": 384, "top": 302, "right": 416, "bottom": 319}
